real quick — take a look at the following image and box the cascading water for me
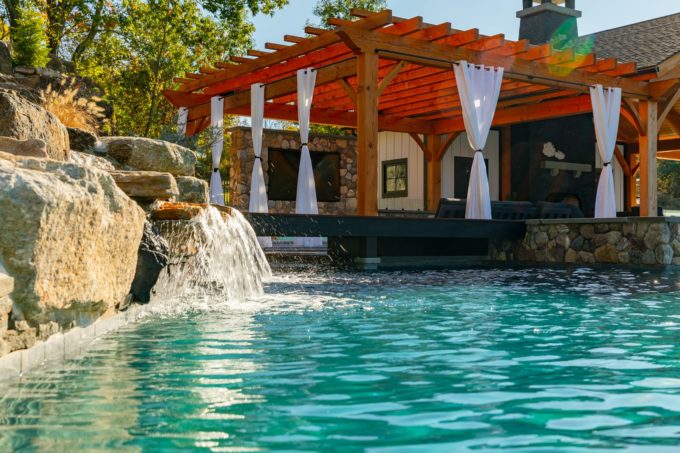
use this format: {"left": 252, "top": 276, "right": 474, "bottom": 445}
{"left": 152, "top": 207, "right": 271, "bottom": 304}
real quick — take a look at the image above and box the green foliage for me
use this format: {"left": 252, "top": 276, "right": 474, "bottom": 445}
{"left": 76, "top": 0, "right": 285, "bottom": 138}
{"left": 312, "top": 0, "right": 386, "bottom": 27}
{"left": 12, "top": 2, "right": 49, "bottom": 67}
{"left": 658, "top": 160, "right": 680, "bottom": 198}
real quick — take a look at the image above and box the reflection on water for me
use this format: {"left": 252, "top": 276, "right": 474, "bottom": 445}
{"left": 2, "top": 267, "right": 680, "bottom": 451}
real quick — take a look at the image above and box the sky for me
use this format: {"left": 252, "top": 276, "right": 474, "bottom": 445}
{"left": 251, "top": 0, "right": 680, "bottom": 48}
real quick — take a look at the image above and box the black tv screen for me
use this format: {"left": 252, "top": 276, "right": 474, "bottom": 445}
{"left": 267, "top": 148, "right": 341, "bottom": 202}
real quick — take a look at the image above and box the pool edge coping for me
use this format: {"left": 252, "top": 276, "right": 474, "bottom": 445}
{"left": 0, "top": 302, "right": 153, "bottom": 382}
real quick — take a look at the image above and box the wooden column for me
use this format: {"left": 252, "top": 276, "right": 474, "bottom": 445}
{"left": 500, "top": 127, "right": 512, "bottom": 201}
{"left": 426, "top": 135, "right": 442, "bottom": 212}
{"left": 638, "top": 100, "right": 658, "bottom": 217}
{"left": 625, "top": 150, "right": 637, "bottom": 213}
{"left": 356, "top": 51, "right": 379, "bottom": 216}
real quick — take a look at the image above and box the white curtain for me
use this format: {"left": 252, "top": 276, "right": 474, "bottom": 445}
{"left": 591, "top": 84, "right": 622, "bottom": 218}
{"left": 453, "top": 61, "right": 504, "bottom": 220}
{"left": 209, "top": 96, "right": 224, "bottom": 205}
{"left": 177, "top": 107, "right": 188, "bottom": 135}
{"left": 294, "top": 68, "right": 322, "bottom": 247}
{"left": 249, "top": 83, "right": 272, "bottom": 248}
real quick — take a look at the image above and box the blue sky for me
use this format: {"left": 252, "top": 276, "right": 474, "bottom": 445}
{"left": 251, "top": 0, "right": 679, "bottom": 47}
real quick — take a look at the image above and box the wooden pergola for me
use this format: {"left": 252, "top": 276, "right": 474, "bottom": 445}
{"left": 164, "top": 9, "right": 680, "bottom": 217}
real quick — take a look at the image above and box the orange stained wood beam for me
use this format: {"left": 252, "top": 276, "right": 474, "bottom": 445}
{"left": 336, "top": 27, "right": 649, "bottom": 98}
{"left": 356, "top": 51, "right": 380, "bottom": 216}
{"left": 426, "top": 134, "right": 442, "bottom": 211}
{"left": 432, "top": 94, "right": 594, "bottom": 134}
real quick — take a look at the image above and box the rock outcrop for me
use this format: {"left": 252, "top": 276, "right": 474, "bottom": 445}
{"left": 109, "top": 170, "right": 179, "bottom": 200}
{"left": 67, "top": 127, "right": 99, "bottom": 152}
{"left": 0, "top": 137, "right": 48, "bottom": 158}
{"left": 129, "top": 222, "right": 170, "bottom": 303}
{"left": 176, "top": 176, "right": 209, "bottom": 204}
{"left": 101, "top": 137, "right": 196, "bottom": 176}
{"left": 70, "top": 150, "right": 115, "bottom": 172}
{"left": 0, "top": 90, "right": 70, "bottom": 160}
{"left": 0, "top": 151, "right": 145, "bottom": 325}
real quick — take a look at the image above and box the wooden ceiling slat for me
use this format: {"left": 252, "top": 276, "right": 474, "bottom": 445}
{"left": 464, "top": 34, "right": 505, "bottom": 51}
{"left": 265, "top": 43, "right": 289, "bottom": 51}
{"left": 489, "top": 39, "right": 529, "bottom": 57}
{"left": 439, "top": 29, "right": 479, "bottom": 47}
{"left": 284, "top": 35, "right": 307, "bottom": 43}
{"left": 248, "top": 49, "right": 272, "bottom": 57}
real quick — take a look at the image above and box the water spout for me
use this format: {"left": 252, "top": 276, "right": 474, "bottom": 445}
{"left": 153, "top": 206, "right": 271, "bottom": 303}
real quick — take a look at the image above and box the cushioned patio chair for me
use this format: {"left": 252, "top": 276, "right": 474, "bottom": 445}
{"left": 435, "top": 199, "right": 466, "bottom": 218}
{"left": 535, "top": 201, "right": 583, "bottom": 219}
{"left": 491, "top": 201, "right": 536, "bottom": 220}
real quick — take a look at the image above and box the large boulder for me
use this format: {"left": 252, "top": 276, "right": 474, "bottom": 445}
{"left": 67, "top": 127, "right": 99, "bottom": 152}
{"left": 70, "top": 150, "right": 115, "bottom": 172}
{"left": 0, "top": 90, "right": 70, "bottom": 160}
{"left": 129, "top": 222, "right": 170, "bottom": 304}
{"left": 101, "top": 137, "right": 196, "bottom": 176}
{"left": 0, "top": 151, "right": 145, "bottom": 325}
{"left": 109, "top": 170, "right": 179, "bottom": 200}
{"left": 176, "top": 176, "right": 209, "bottom": 204}
{"left": 0, "top": 136, "right": 48, "bottom": 158}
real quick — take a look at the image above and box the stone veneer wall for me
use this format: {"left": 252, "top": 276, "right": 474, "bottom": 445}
{"left": 490, "top": 218, "right": 680, "bottom": 266}
{"left": 229, "top": 127, "right": 358, "bottom": 215}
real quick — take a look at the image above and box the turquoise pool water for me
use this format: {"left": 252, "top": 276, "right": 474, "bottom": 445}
{"left": 2, "top": 267, "right": 680, "bottom": 452}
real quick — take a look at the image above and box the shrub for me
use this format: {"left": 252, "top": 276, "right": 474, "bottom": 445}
{"left": 12, "top": 3, "right": 50, "bottom": 67}
{"left": 41, "top": 78, "right": 106, "bottom": 132}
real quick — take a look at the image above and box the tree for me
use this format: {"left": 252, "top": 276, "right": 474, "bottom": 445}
{"left": 3, "top": 0, "right": 288, "bottom": 62}
{"left": 75, "top": 0, "right": 287, "bottom": 137}
{"left": 12, "top": 1, "right": 49, "bottom": 67}
{"left": 312, "top": 0, "right": 386, "bottom": 27}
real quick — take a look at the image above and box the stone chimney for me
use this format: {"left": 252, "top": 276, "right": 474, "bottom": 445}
{"left": 517, "top": 0, "right": 581, "bottom": 46}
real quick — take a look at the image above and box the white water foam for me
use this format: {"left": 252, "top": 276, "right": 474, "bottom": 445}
{"left": 152, "top": 207, "right": 271, "bottom": 307}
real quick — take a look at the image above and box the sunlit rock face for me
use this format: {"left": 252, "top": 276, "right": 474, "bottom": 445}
{"left": 0, "top": 90, "right": 70, "bottom": 160}
{"left": 0, "top": 151, "right": 145, "bottom": 325}
{"left": 100, "top": 137, "right": 197, "bottom": 176}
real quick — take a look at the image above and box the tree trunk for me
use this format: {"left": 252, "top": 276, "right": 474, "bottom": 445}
{"left": 71, "top": 0, "right": 105, "bottom": 63}
{"left": 143, "top": 12, "right": 171, "bottom": 137}
{"left": 3, "top": 0, "right": 18, "bottom": 29}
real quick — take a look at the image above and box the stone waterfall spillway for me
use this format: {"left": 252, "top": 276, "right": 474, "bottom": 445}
{"left": 152, "top": 206, "right": 271, "bottom": 303}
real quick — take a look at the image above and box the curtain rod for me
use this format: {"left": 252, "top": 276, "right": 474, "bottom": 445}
{"left": 376, "top": 49, "right": 633, "bottom": 96}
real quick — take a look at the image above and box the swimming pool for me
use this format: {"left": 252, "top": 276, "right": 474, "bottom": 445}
{"left": 2, "top": 267, "right": 680, "bottom": 452}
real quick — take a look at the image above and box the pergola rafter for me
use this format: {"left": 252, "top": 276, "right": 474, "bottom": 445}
{"left": 163, "top": 8, "right": 680, "bottom": 216}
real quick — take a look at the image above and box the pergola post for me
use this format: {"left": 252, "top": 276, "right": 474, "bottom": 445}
{"left": 625, "top": 150, "right": 638, "bottom": 213}
{"left": 356, "top": 51, "right": 379, "bottom": 216}
{"left": 426, "top": 135, "right": 442, "bottom": 212}
{"left": 501, "top": 127, "right": 512, "bottom": 200}
{"left": 638, "top": 100, "right": 658, "bottom": 217}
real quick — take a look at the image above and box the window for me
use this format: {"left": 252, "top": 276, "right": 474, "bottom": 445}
{"left": 267, "top": 148, "right": 341, "bottom": 202}
{"left": 382, "top": 159, "right": 408, "bottom": 198}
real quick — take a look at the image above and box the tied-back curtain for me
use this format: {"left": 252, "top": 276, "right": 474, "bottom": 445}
{"left": 210, "top": 96, "right": 224, "bottom": 205}
{"left": 590, "top": 84, "right": 622, "bottom": 218}
{"left": 294, "top": 68, "right": 322, "bottom": 248}
{"left": 177, "top": 107, "right": 188, "bottom": 136}
{"left": 249, "top": 83, "right": 272, "bottom": 248}
{"left": 453, "top": 61, "right": 504, "bottom": 220}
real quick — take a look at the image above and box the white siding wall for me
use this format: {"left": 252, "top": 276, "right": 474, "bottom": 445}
{"left": 595, "top": 144, "right": 625, "bottom": 212}
{"left": 441, "top": 131, "right": 500, "bottom": 201}
{"left": 377, "top": 132, "right": 425, "bottom": 211}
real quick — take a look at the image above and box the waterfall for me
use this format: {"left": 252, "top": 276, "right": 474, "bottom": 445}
{"left": 152, "top": 207, "right": 271, "bottom": 303}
